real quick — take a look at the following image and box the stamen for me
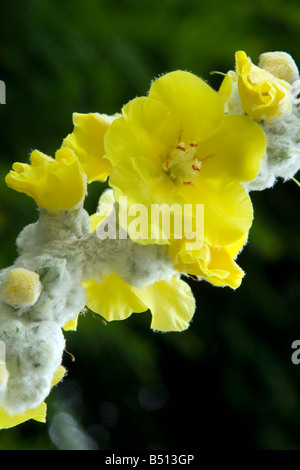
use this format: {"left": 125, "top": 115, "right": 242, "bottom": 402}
{"left": 209, "top": 71, "right": 226, "bottom": 76}
{"left": 164, "top": 140, "right": 201, "bottom": 184}
{"left": 176, "top": 145, "right": 186, "bottom": 151}
{"left": 64, "top": 347, "right": 76, "bottom": 362}
{"left": 162, "top": 160, "right": 170, "bottom": 171}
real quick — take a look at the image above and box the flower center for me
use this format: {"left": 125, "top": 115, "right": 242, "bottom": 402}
{"left": 162, "top": 142, "right": 201, "bottom": 185}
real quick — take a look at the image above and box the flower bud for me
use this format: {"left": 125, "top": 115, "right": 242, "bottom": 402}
{"left": 1, "top": 268, "right": 42, "bottom": 308}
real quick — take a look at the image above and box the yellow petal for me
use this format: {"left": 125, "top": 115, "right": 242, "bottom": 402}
{"left": 132, "top": 277, "right": 196, "bottom": 332}
{"left": 184, "top": 166, "right": 253, "bottom": 247}
{"left": 82, "top": 273, "right": 147, "bottom": 322}
{"left": 109, "top": 156, "right": 185, "bottom": 244}
{"left": 168, "top": 239, "right": 245, "bottom": 289}
{"left": 196, "top": 114, "right": 267, "bottom": 182}
{"left": 148, "top": 70, "right": 224, "bottom": 142}
{"left": 0, "top": 366, "right": 65, "bottom": 430}
{"left": 105, "top": 97, "right": 178, "bottom": 168}
{"left": 219, "top": 71, "right": 238, "bottom": 102}
{"left": 63, "top": 316, "right": 78, "bottom": 331}
{"left": 51, "top": 366, "right": 66, "bottom": 387}
{"left": 62, "top": 112, "right": 113, "bottom": 182}
{"left": 201, "top": 245, "right": 244, "bottom": 289}
{"left": 226, "top": 234, "right": 248, "bottom": 258}
{"left": 0, "top": 402, "right": 47, "bottom": 430}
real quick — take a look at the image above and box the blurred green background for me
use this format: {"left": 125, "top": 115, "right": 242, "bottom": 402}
{"left": 0, "top": 0, "right": 300, "bottom": 450}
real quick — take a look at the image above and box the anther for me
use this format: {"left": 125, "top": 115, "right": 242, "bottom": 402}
{"left": 183, "top": 181, "right": 192, "bottom": 185}
{"left": 64, "top": 347, "right": 76, "bottom": 362}
{"left": 176, "top": 145, "right": 186, "bottom": 151}
{"left": 190, "top": 142, "right": 198, "bottom": 147}
{"left": 170, "top": 173, "right": 176, "bottom": 180}
{"left": 192, "top": 165, "right": 200, "bottom": 171}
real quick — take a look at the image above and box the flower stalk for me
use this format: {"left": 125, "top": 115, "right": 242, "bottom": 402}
{"left": 0, "top": 50, "right": 299, "bottom": 429}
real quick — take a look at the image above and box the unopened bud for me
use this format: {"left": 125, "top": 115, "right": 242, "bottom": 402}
{"left": 1, "top": 268, "right": 42, "bottom": 308}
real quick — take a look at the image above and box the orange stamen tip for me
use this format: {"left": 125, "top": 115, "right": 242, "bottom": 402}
{"left": 183, "top": 181, "right": 192, "bottom": 185}
{"left": 176, "top": 145, "right": 186, "bottom": 151}
{"left": 165, "top": 160, "right": 169, "bottom": 168}
{"left": 190, "top": 142, "right": 198, "bottom": 147}
{"left": 192, "top": 165, "right": 200, "bottom": 171}
{"left": 170, "top": 173, "right": 176, "bottom": 179}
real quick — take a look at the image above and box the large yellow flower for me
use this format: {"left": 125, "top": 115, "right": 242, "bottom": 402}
{"left": 104, "top": 71, "right": 266, "bottom": 247}
{"left": 5, "top": 148, "right": 87, "bottom": 211}
{"left": 234, "top": 50, "right": 293, "bottom": 123}
{"left": 61, "top": 112, "right": 115, "bottom": 182}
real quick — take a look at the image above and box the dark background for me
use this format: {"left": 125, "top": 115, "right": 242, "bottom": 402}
{"left": 0, "top": 0, "right": 300, "bottom": 450}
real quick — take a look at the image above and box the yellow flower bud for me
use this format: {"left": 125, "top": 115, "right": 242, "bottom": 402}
{"left": 5, "top": 148, "right": 87, "bottom": 211}
{"left": 258, "top": 51, "right": 299, "bottom": 84}
{"left": 1, "top": 268, "right": 42, "bottom": 308}
{"left": 235, "top": 50, "right": 293, "bottom": 123}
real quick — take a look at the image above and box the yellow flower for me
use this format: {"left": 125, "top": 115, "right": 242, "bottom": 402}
{"left": 5, "top": 148, "right": 87, "bottom": 211}
{"left": 0, "top": 366, "right": 65, "bottom": 430}
{"left": 82, "top": 273, "right": 195, "bottom": 332}
{"left": 61, "top": 112, "right": 115, "bottom": 183}
{"left": 235, "top": 50, "right": 293, "bottom": 123}
{"left": 105, "top": 71, "right": 266, "bottom": 248}
{"left": 167, "top": 235, "right": 247, "bottom": 290}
